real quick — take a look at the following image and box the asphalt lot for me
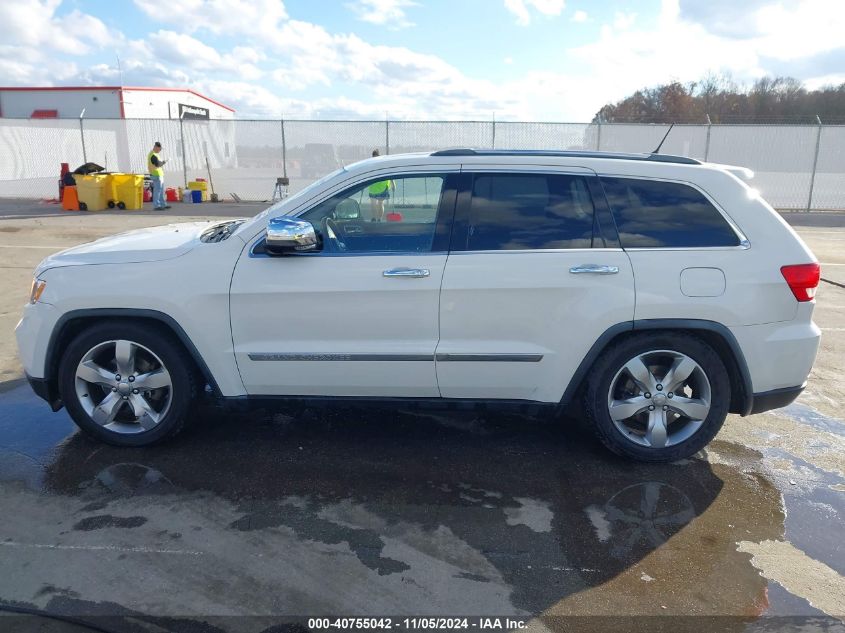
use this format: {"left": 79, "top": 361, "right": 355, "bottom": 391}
{"left": 0, "top": 198, "right": 844, "bottom": 631}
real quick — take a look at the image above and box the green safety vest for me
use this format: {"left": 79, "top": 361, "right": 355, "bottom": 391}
{"left": 148, "top": 151, "right": 163, "bottom": 177}
{"left": 368, "top": 180, "right": 391, "bottom": 195}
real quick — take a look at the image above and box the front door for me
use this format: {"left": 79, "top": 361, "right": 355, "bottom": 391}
{"left": 436, "top": 167, "right": 636, "bottom": 402}
{"left": 230, "top": 172, "right": 457, "bottom": 397}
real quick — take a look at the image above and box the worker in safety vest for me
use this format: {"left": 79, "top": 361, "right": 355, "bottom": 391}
{"left": 147, "top": 142, "right": 170, "bottom": 210}
{"left": 368, "top": 149, "right": 393, "bottom": 221}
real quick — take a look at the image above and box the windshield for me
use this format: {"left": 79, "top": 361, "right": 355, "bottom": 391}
{"left": 252, "top": 167, "right": 347, "bottom": 223}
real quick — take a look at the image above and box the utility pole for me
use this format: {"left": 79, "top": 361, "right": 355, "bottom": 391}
{"left": 179, "top": 109, "right": 188, "bottom": 188}
{"left": 79, "top": 109, "right": 87, "bottom": 164}
{"left": 280, "top": 117, "right": 288, "bottom": 179}
{"left": 595, "top": 114, "right": 602, "bottom": 151}
{"left": 807, "top": 115, "right": 823, "bottom": 212}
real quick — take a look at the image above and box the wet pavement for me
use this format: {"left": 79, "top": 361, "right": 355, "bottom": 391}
{"left": 1, "top": 204, "right": 845, "bottom": 631}
{"left": 1, "top": 376, "right": 844, "bottom": 631}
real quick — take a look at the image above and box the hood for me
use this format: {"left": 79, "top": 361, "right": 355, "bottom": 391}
{"left": 35, "top": 221, "right": 243, "bottom": 275}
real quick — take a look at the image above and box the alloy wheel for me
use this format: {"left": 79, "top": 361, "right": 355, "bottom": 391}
{"left": 606, "top": 349, "right": 712, "bottom": 449}
{"left": 74, "top": 339, "right": 173, "bottom": 434}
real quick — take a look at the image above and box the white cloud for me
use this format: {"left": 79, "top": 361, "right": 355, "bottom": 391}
{"left": 0, "top": 1, "right": 110, "bottom": 56}
{"left": 1, "top": 0, "right": 843, "bottom": 122}
{"left": 678, "top": 0, "right": 845, "bottom": 59}
{"left": 613, "top": 11, "right": 636, "bottom": 30}
{"left": 504, "top": 0, "right": 565, "bottom": 26}
{"left": 504, "top": 57, "right": 514, "bottom": 65}
{"left": 803, "top": 73, "right": 845, "bottom": 91}
{"left": 571, "top": 10, "right": 588, "bottom": 22}
{"left": 132, "top": 0, "right": 288, "bottom": 40}
{"left": 347, "top": 0, "right": 418, "bottom": 28}
{"left": 564, "top": 0, "right": 845, "bottom": 118}
{"left": 147, "top": 31, "right": 223, "bottom": 69}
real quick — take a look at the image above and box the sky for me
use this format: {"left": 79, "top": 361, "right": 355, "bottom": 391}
{"left": 1, "top": 0, "right": 844, "bottom": 121}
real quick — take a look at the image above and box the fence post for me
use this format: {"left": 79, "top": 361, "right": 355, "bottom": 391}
{"left": 280, "top": 118, "right": 288, "bottom": 179}
{"left": 491, "top": 115, "right": 496, "bottom": 149}
{"left": 385, "top": 115, "right": 390, "bottom": 154}
{"left": 595, "top": 120, "right": 602, "bottom": 151}
{"left": 704, "top": 114, "right": 712, "bottom": 161}
{"left": 806, "top": 115, "right": 823, "bottom": 213}
{"left": 79, "top": 109, "right": 87, "bottom": 163}
{"left": 179, "top": 112, "right": 188, "bottom": 188}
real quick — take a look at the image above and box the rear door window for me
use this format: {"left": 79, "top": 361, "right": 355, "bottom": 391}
{"left": 463, "top": 173, "right": 597, "bottom": 251}
{"left": 600, "top": 177, "right": 740, "bottom": 248}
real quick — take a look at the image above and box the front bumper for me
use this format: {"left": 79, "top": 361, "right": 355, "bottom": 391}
{"left": 26, "top": 373, "right": 63, "bottom": 411}
{"left": 15, "top": 301, "right": 59, "bottom": 380}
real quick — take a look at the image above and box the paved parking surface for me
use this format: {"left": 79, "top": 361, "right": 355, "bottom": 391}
{"left": 0, "top": 199, "right": 844, "bottom": 631}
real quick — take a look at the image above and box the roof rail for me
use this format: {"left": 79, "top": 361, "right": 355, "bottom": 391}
{"left": 429, "top": 148, "right": 701, "bottom": 165}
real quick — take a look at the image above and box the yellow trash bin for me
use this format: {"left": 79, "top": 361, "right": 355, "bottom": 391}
{"left": 109, "top": 173, "right": 144, "bottom": 210}
{"left": 76, "top": 174, "right": 110, "bottom": 211}
{"left": 187, "top": 180, "right": 208, "bottom": 202}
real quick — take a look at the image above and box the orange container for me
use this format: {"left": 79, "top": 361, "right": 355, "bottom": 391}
{"left": 61, "top": 185, "right": 79, "bottom": 211}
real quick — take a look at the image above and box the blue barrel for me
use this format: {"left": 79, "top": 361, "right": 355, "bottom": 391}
{"left": 191, "top": 189, "right": 202, "bottom": 203}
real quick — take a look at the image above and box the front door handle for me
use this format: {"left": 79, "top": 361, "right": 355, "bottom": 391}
{"left": 569, "top": 264, "right": 620, "bottom": 275}
{"left": 383, "top": 267, "right": 431, "bottom": 278}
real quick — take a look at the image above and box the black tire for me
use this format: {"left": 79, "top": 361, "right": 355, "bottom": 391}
{"left": 583, "top": 332, "right": 730, "bottom": 462}
{"left": 58, "top": 322, "right": 197, "bottom": 446}
{"left": 117, "top": 202, "right": 126, "bottom": 210}
{"left": 107, "top": 201, "right": 116, "bottom": 208}
{"left": 79, "top": 202, "right": 88, "bottom": 211}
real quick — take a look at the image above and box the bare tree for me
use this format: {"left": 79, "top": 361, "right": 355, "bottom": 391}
{"left": 594, "top": 75, "right": 845, "bottom": 123}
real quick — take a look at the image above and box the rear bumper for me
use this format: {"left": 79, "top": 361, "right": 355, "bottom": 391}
{"left": 26, "top": 373, "right": 63, "bottom": 412}
{"left": 729, "top": 305, "right": 820, "bottom": 396}
{"left": 749, "top": 384, "right": 803, "bottom": 415}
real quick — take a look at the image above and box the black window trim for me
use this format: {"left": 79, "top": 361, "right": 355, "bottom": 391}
{"left": 449, "top": 170, "right": 620, "bottom": 254}
{"left": 596, "top": 173, "right": 750, "bottom": 251}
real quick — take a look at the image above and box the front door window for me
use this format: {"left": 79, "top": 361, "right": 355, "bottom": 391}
{"left": 298, "top": 175, "right": 447, "bottom": 253}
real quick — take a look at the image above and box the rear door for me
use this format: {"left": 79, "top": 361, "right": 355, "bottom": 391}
{"left": 436, "top": 166, "right": 636, "bottom": 402}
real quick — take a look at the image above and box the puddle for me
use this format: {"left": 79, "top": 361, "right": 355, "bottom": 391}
{"left": 779, "top": 402, "right": 845, "bottom": 438}
{"left": 0, "top": 380, "right": 840, "bottom": 623}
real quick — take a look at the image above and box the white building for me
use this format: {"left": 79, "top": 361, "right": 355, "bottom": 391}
{"left": 0, "top": 87, "right": 237, "bottom": 197}
{"left": 0, "top": 86, "right": 234, "bottom": 119}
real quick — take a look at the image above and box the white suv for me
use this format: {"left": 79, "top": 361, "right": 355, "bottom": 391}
{"left": 15, "top": 150, "right": 821, "bottom": 461}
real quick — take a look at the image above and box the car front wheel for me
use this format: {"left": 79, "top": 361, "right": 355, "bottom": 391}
{"left": 584, "top": 333, "right": 730, "bottom": 462}
{"left": 58, "top": 323, "right": 197, "bottom": 446}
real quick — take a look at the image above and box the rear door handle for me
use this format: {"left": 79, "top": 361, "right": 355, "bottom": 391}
{"left": 383, "top": 267, "right": 431, "bottom": 278}
{"left": 569, "top": 264, "right": 619, "bottom": 275}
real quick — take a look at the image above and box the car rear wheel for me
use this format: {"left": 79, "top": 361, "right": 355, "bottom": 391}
{"left": 58, "top": 323, "right": 197, "bottom": 446}
{"left": 584, "top": 333, "right": 730, "bottom": 462}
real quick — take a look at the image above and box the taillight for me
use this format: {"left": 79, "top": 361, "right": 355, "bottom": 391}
{"left": 781, "top": 263, "right": 820, "bottom": 302}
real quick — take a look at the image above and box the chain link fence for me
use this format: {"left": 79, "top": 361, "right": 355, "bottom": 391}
{"left": 0, "top": 117, "right": 842, "bottom": 210}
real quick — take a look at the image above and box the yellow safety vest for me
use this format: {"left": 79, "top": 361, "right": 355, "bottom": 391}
{"left": 148, "top": 151, "right": 163, "bottom": 177}
{"left": 368, "top": 180, "right": 391, "bottom": 195}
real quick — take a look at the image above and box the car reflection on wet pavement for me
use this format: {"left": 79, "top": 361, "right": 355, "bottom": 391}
{"left": 0, "top": 379, "right": 843, "bottom": 632}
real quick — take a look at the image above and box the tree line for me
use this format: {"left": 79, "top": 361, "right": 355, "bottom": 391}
{"left": 593, "top": 75, "right": 845, "bottom": 124}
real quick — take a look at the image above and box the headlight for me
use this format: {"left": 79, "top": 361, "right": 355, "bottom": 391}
{"left": 29, "top": 279, "right": 46, "bottom": 304}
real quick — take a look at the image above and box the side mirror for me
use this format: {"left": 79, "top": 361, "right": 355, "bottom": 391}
{"left": 265, "top": 217, "right": 320, "bottom": 255}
